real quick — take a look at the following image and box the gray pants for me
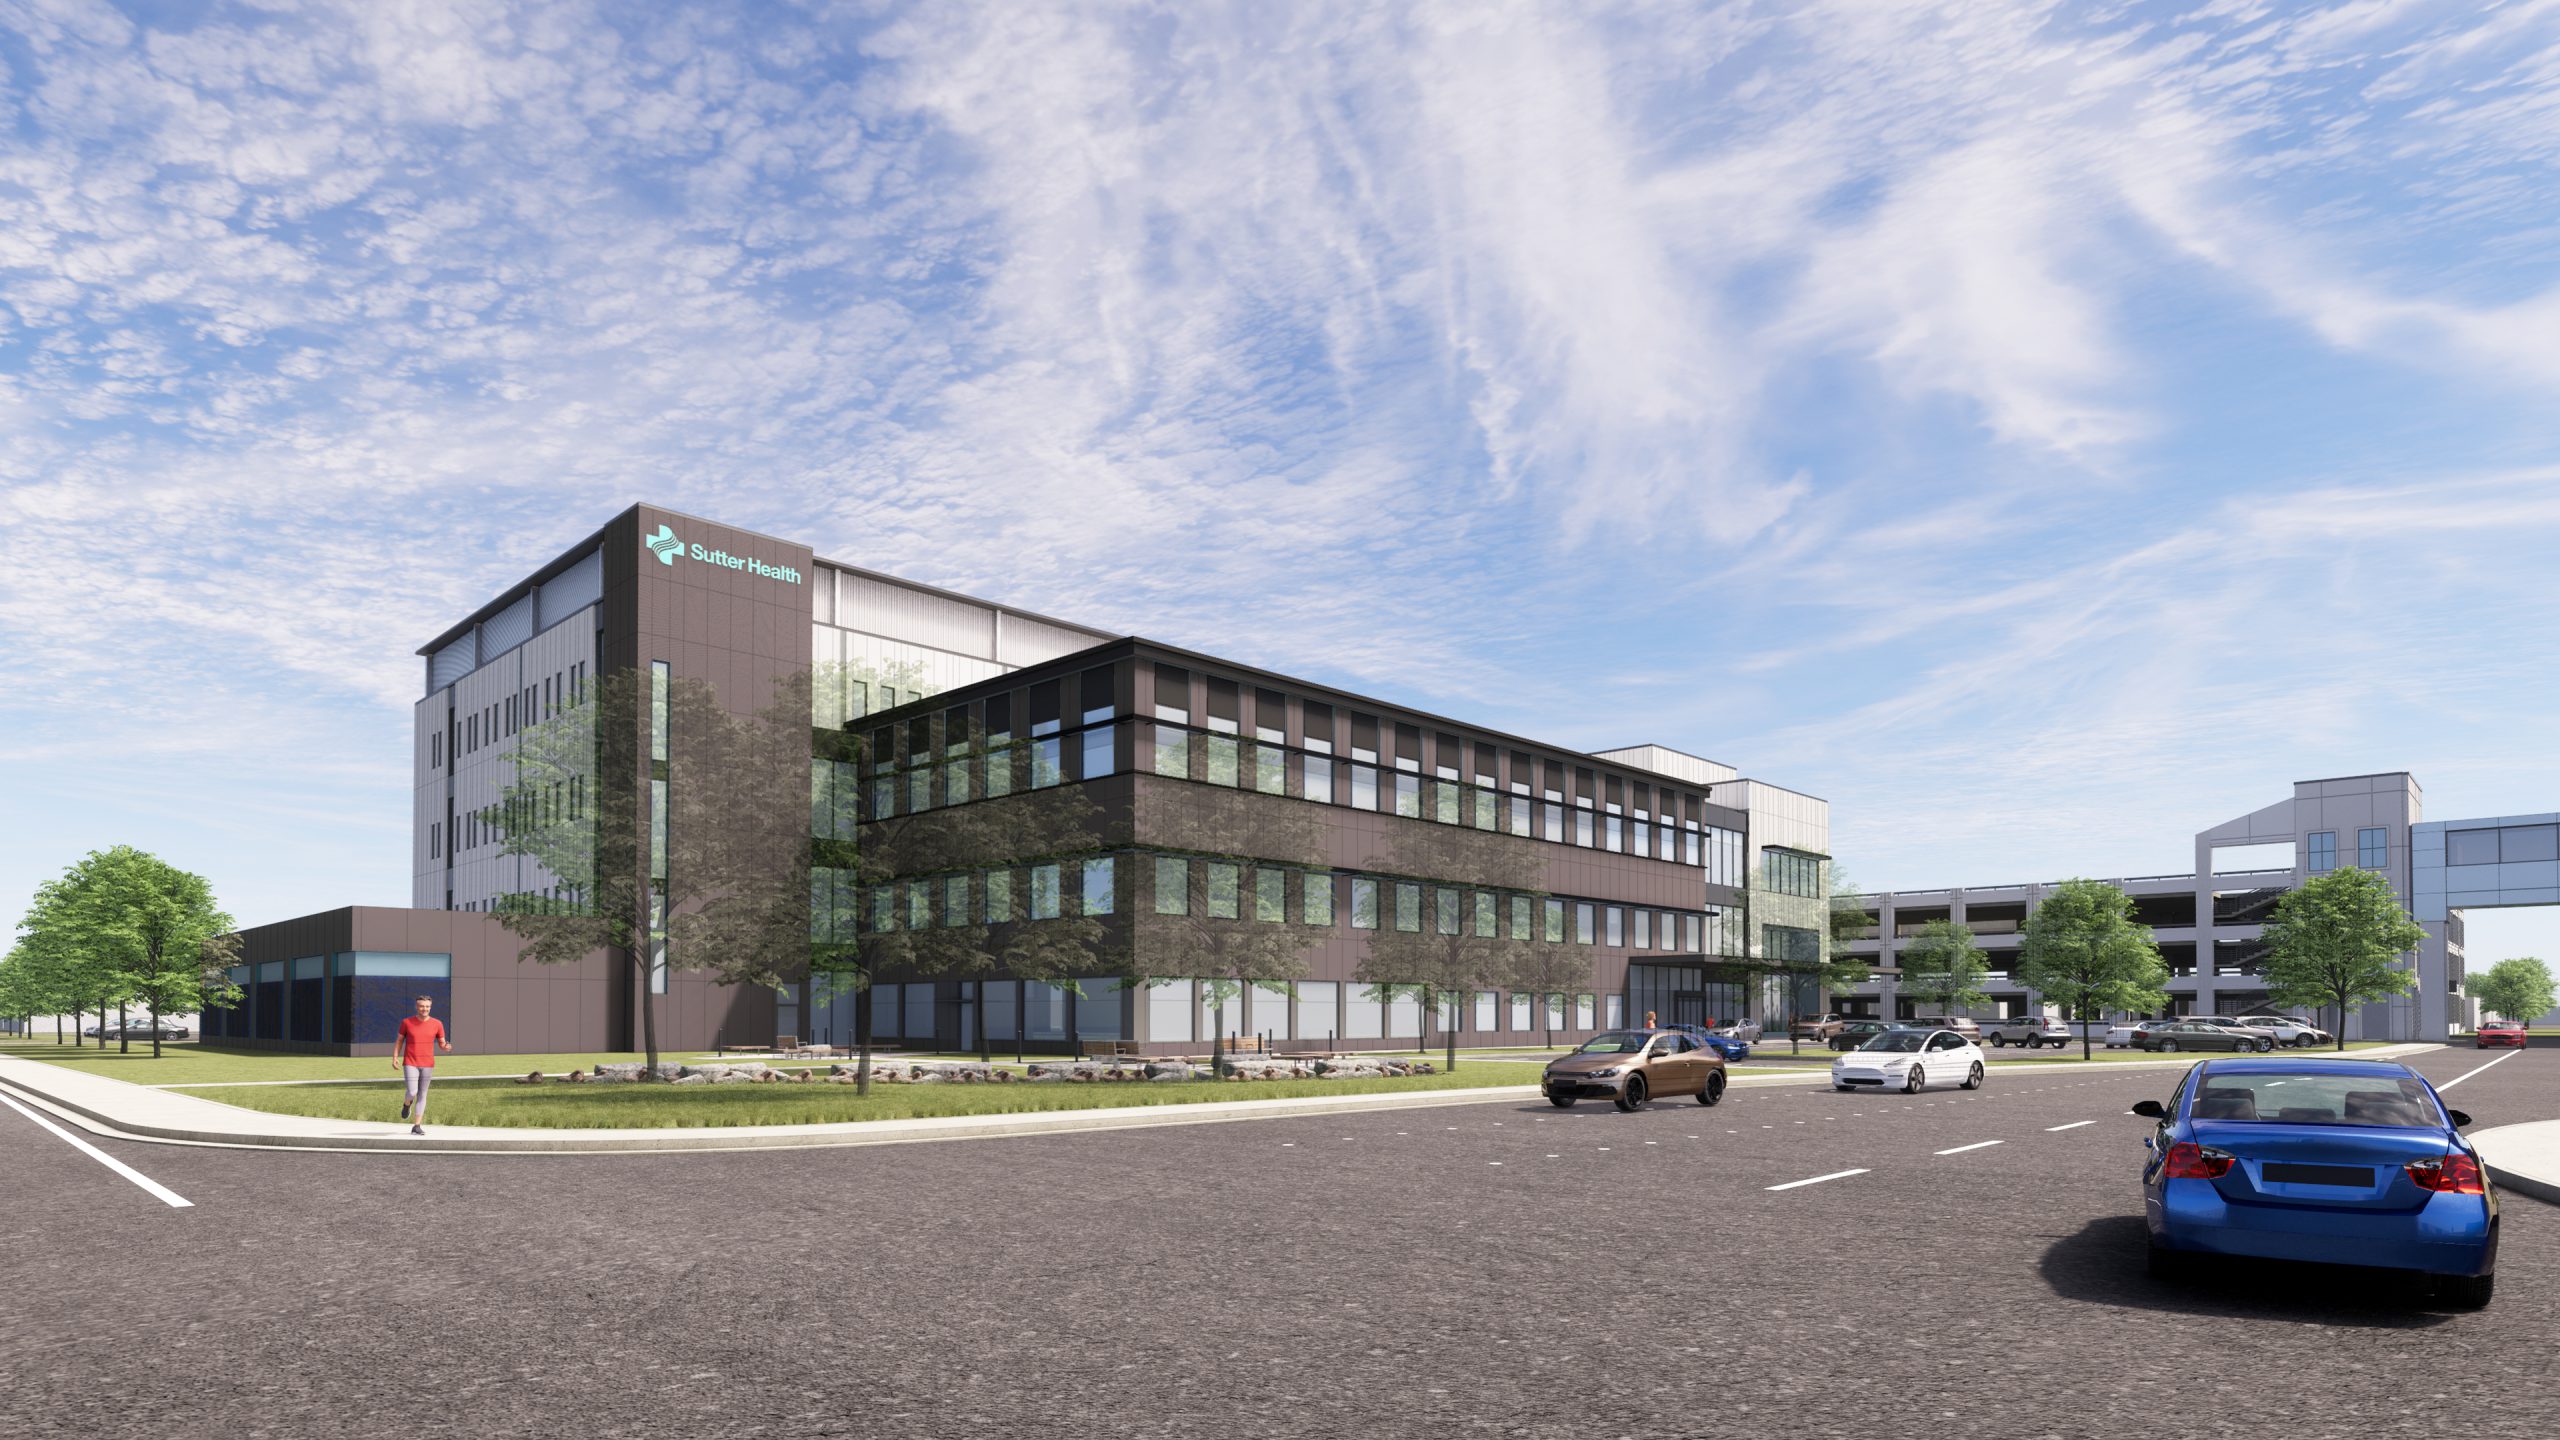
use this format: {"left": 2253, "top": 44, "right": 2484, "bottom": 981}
{"left": 403, "top": 1065, "right": 434, "bottom": 1112}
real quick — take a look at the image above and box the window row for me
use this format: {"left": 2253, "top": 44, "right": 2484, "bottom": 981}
{"left": 1145, "top": 980, "right": 1605, "bottom": 1043}
{"left": 1760, "top": 849, "right": 1821, "bottom": 897}
{"left": 439, "top": 660, "right": 589, "bottom": 771}
{"left": 2444, "top": 824, "right": 2555, "bottom": 868}
{"left": 814, "top": 855, "right": 1737, "bottom": 956}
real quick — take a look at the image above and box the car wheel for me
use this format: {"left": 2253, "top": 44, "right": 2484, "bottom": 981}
{"left": 2435, "top": 1272, "right": 2494, "bottom": 1310}
{"left": 1614, "top": 1074, "right": 1649, "bottom": 1112}
{"left": 1962, "top": 1061, "right": 1984, "bottom": 1090}
{"left": 2159, "top": 1040, "right": 2179, "bottom": 1053}
{"left": 1903, "top": 1067, "right": 1927, "bottom": 1095}
{"left": 1698, "top": 1071, "right": 1726, "bottom": 1107}
{"left": 1547, "top": 1094, "right": 1575, "bottom": 1109}
{"left": 1990, "top": 1034, "right": 2005, "bottom": 1048}
{"left": 2256, "top": 1039, "right": 2275, "bottom": 1053}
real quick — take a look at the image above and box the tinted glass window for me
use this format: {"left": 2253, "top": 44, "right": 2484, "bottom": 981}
{"left": 2448, "top": 828, "right": 2499, "bottom": 866}
{"left": 2503, "top": 825, "right": 2559, "bottom": 863}
{"left": 2185, "top": 1072, "right": 2440, "bottom": 1127}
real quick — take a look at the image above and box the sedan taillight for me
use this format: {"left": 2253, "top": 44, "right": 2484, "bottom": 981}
{"left": 2161, "top": 1142, "right": 2234, "bottom": 1179}
{"left": 2406, "top": 1154, "right": 2486, "bottom": 1195}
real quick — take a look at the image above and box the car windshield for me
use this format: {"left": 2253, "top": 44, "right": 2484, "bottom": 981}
{"left": 1573, "top": 1032, "right": 1655, "bottom": 1056}
{"left": 2187, "top": 1072, "right": 2442, "bottom": 1127}
{"left": 1857, "top": 1031, "right": 1928, "bottom": 1053}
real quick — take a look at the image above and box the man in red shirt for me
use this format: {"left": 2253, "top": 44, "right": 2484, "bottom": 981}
{"left": 394, "top": 996, "right": 453, "bottom": 1136}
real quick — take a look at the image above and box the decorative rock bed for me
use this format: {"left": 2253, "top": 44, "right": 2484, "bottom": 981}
{"left": 527, "top": 1056, "right": 1439, "bottom": 1086}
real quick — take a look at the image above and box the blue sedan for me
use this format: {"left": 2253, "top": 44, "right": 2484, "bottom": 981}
{"left": 2131, "top": 1058, "right": 2497, "bottom": 1308}
{"left": 1665, "top": 1024, "right": 1750, "bottom": 1061}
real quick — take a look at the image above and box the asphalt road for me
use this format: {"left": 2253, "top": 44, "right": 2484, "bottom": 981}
{"left": 2, "top": 1047, "right": 2548, "bottom": 1440}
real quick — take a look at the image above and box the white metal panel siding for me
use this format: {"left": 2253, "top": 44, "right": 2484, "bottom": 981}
{"left": 835, "top": 572, "right": 996, "bottom": 658}
{"left": 999, "top": 614, "right": 1111, "bottom": 666}
{"left": 536, "top": 548, "right": 603, "bottom": 629}
{"left": 484, "top": 594, "right": 535, "bottom": 656}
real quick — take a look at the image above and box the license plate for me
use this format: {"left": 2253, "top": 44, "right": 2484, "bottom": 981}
{"left": 2263, "top": 1163, "right": 2372, "bottom": 1187}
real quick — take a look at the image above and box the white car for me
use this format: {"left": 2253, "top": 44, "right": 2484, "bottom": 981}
{"left": 1830, "top": 1027, "right": 1986, "bottom": 1094}
{"left": 1713, "top": 1020, "right": 1764, "bottom": 1042}
{"left": 2236, "top": 1014, "right": 2332, "bottom": 1048}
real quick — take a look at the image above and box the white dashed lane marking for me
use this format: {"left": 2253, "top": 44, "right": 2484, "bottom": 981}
{"left": 1768, "top": 1168, "right": 1869, "bottom": 1192}
{"left": 1936, "top": 1140, "right": 2004, "bottom": 1155}
{"left": 2046, "top": 1121, "right": 2097, "bottom": 1132}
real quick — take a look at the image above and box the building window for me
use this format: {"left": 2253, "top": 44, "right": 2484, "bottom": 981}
{"left": 1394, "top": 882, "right": 1422, "bottom": 932}
{"left": 1154, "top": 725, "right": 1190, "bottom": 779}
{"left": 1606, "top": 995, "right": 1624, "bottom": 1028}
{"left": 1303, "top": 754, "right": 1333, "bottom": 802}
{"left": 1473, "top": 991, "right": 1498, "bottom": 1031}
{"left": 943, "top": 875, "right": 970, "bottom": 927}
{"left": 2308, "top": 831, "right": 2336, "bottom": 873}
{"left": 1575, "top": 903, "right": 1595, "bottom": 944}
{"left": 1081, "top": 726, "right": 1114, "bottom": 779}
{"left": 1297, "top": 981, "right": 1339, "bottom": 1043}
{"left": 1634, "top": 910, "right": 1651, "bottom": 948}
{"left": 1394, "top": 774, "right": 1420, "bottom": 818}
{"left": 1030, "top": 864, "right": 1061, "bottom": 920}
{"left": 1473, "top": 892, "right": 1496, "bottom": 938}
{"left": 1206, "top": 862, "right": 1240, "bottom": 919}
{"left": 1510, "top": 993, "right": 1532, "bottom": 1030}
{"left": 1302, "top": 873, "right": 1335, "bottom": 925}
{"left": 1576, "top": 995, "right": 1596, "bottom": 1029}
{"left": 1148, "top": 980, "right": 1195, "bottom": 1044}
{"left": 1351, "top": 765, "right": 1379, "bottom": 811}
{"left": 1155, "top": 857, "right": 1190, "bottom": 915}
{"left": 1574, "top": 810, "right": 1593, "bottom": 847}
{"left": 1510, "top": 895, "right": 1531, "bottom": 939}
{"left": 1605, "top": 906, "right": 1624, "bottom": 946}
{"left": 2358, "top": 827, "right": 2387, "bottom": 870}
{"left": 1082, "top": 857, "right": 1114, "bottom": 916}
{"left": 1435, "top": 887, "right": 1460, "bottom": 936}
{"left": 1351, "top": 877, "right": 1379, "bottom": 929}
{"left": 1206, "top": 735, "right": 1239, "bottom": 787}
{"left": 985, "top": 871, "right": 1013, "bottom": 923}
{"left": 1544, "top": 898, "right": 1565, "bottom": 943}
{"left": 1604, "top": 815, "right": 1622, "bottom": 853}
{"left": 1253, "top": 744, "right": 1284, "bottom": 795}
{"left": 1256, "top": 868, "right": 1286, "bottom": 923}
{"left": 984, "top": 746, "right": 1014, "bottom": 799}
{"left": 905, "top": 880, "right": 930, "bottom": 931}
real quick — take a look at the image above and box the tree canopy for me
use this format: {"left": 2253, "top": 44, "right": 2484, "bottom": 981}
{"left": 2258, "top": 866, "right": 2425, "bottom": 1050}
{"left": 2463, "top": 956, "right": 2555, "bottom": 1027}
{"left": 11, "top": 846, "right": 240, "bottom": 1057}
{"left": 1899, "top": 919, "right": 1991, "bottom": 1016}
{"left": 2016, "top": 878, "right": 2169, "bottom": 1059}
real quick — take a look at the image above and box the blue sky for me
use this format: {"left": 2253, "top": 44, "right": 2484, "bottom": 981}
{"left": 6, "top": 0, "right": 2560, "bottom": 965}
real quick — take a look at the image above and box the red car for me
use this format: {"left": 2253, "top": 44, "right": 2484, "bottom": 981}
{"left": 2477, "top": 1021, "right": 2528, "bottom": 1049}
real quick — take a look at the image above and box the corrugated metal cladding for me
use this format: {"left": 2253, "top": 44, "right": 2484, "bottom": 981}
{"left": 483, "top": 594, "right": 535, "bottom": 656}
{"left": 537, "top": 548, "right": 602, "bottom": 628}
{"left": 999, "top": 614, "right": 1109, "bottom": 666}
{"left": 429, "top": 634, "right": 478, "bottom": 690}
{"left": 835, "top": 570, "right": 995, "bottom": 658}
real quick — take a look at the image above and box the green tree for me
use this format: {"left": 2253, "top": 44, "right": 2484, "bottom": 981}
{"left": 0, "top": 944, "right": 58, "bottom": 1040}
{"left": 1126, "top": 776, "right": 1329, "bottom": 1069}
{"left": 2258, "top": 866, "right": 2427, "bottom": 1051}
{"left": 1899, "top": 919, "right": 1991, "bottom": 1017}
{"left": 818, "top": 671, "right": 1121, "bottom": 1081}
{"left": 2465, "top": 956, "right": 2557, "bottom": 1027}
{"left": 1501, "top": 942, "right": 1592, "bottom": 1050}
{"left": 18, "top": 847, "right": 238, "bottom": 1057}
{"left": 2016, "top": 878, "right": 2170, "bottom": 1060}
{"left": 1353, "top": 818, "right": 1552, "bottom": 1072}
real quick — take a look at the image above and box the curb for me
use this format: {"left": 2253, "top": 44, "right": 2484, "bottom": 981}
{"left": 0, "top": 1044, "right": 2448, "bottom": 1158}
{"left": 2472, "top": 1120, "right": 2560, "bottom": 1208}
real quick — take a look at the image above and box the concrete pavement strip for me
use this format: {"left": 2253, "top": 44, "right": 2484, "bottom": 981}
{"left": 0, "top": 1043, "right": 2455, "bottom": 1158}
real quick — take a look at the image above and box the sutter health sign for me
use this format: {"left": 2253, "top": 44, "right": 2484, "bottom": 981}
{"left": 644, "top": 523, "right": 802, "bottom": 585}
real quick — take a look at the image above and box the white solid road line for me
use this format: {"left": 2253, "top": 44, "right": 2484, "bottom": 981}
{"left": 0, "top": 1088, "right": 194, "bottom": 1208}
{"left": 1936, "top": 1140, "right": 2004, "bottom": 1155}
{"left": 2436, "top": 1049, "right": 2524, "bottom": 1091}
{"left": 2045, "top": 1120, "right": 2097, "bottom": 1132}
{"left": 1767, "top": 1168, "right": 1869, "bottom": 1191}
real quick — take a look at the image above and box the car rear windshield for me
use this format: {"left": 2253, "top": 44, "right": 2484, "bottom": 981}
{"left": 2186, "top": 1073, "right": 2441, "bottom": 1127}
{"left": 1574, "top": 1032, "right": 1653, "bottom": 1055}
{"left": 1858, "top": 1032, "right": 1928, "bottom": 1053}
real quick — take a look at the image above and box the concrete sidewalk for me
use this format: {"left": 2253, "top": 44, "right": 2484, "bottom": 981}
{"left": 0, "top": 1044, "right": 2450, "bottom": 1157}
{"left": 2473, "top": 1121, "right": 2560, "bottom": 1207}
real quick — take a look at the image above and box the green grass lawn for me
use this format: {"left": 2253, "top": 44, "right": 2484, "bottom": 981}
{"left": 168, "top": 1060, "right": 1552, "bottom": 1129}
{"left": 0, "top": 1038, "right": 724, "bottom": 1086}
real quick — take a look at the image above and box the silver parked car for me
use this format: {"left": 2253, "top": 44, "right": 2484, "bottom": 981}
{"left": 2133, "top": 1020, "right": 2275, "bottom": 1053}
{"left": 1979, "top": 1015, "right": 2072, "bottom": 1048}
{"left": 2236, "top": 1014, "right": 2332, "bottom": 1048}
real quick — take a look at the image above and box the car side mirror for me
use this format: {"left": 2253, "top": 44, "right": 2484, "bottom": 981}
{"left": 2130, "top": 1100, "right": 2166, "bottom": 1119}
{"left": 2447, "top": 1109, "right": 2472, "bottom": 1129}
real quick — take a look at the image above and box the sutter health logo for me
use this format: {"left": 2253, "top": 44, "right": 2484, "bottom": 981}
{"left": 640, "top": 523, "right": 803, "bottom": 585}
